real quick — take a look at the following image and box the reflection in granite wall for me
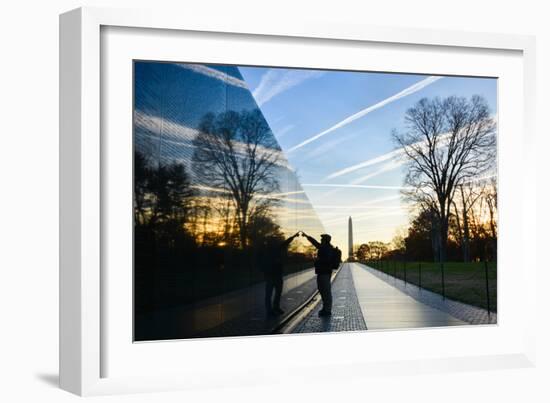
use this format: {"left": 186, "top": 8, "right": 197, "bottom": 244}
{"left": 133, "top": 61, "right": 325, "bottom": 341}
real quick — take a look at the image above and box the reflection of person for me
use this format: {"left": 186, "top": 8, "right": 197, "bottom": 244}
{"left": 302, "top": 232, "right": 341, "bottom": 317}
{"left": 260, "top": 232, "right": 300, "bottom": 316}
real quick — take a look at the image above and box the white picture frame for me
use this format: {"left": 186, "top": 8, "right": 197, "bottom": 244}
{"left": 60, "top": 6, "right": 537, "bottom": 396}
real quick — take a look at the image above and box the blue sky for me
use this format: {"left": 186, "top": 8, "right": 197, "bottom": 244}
{"left": 239, "top": 66, "right": 497, "bottom": 250}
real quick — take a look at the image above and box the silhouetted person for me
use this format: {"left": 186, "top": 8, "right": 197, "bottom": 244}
{"left": 260, "top": 232, "right": 300, "bottom": 316}
{"left": 302, "top": 232, "right": 342, "bottom": 317}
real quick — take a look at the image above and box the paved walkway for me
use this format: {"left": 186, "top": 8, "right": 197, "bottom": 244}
{"left": 288, "top": 262, "right": 497, "bottom": 334}
{"left": 350, "top": 263, "right": 466, "bottom": 329}
{"left": 363, "top": 264, "right": 497, "bottom": 325}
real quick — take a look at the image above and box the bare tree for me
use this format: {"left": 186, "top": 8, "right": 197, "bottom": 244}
{"left": 192, "top": 109, "right": 281, "bottom": 248}
{"left": 394, "top": 95, "right": 496, "bottom": 262}
{"left": 391, "top": 228, "right": 407, "bottom": 254}
{"left": 453, "top": 182, "right": 483, "bottom": 262}
{"left": 134, "top": 150, "right": 150, "bottom": 226}
{"left": 214, "top": 194, "right": 238, "bottom": 245}
{"left": 484, "top": 177, "right": 498, "bottom": 259}
{"left": 363, "top": 241, "right": 390, "bottom": 260}
{"left": 134, "top": 150, "right": 196, "bottom": 229}
{"left": 355, "top": 243, "right": 371, "bottom": 261}
{"left": 451, "top": 200, "right": 463, "bottom": 253}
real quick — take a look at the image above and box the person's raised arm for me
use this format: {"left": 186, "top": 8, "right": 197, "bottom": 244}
{"left": 280, "top": 232, "right": 300, "bottom": 249}
{"left": 302, "top": 232, "right": 321, "bottom": 249}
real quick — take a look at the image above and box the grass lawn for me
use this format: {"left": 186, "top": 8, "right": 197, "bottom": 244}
{"left": 365, "top": 260, "right": 497, "bottom": 313}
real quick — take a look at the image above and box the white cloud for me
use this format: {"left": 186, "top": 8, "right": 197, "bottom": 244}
{"left": 350, "top": 159, "right": 404, "bottom": 184}
{"left": 190, "top": 185, "right": 311, "bottom": 205}
{"left": 326, "top": 148, "right": 404, "bottom": 180}
{"left": 269, "top": 190, "right": 306, "bottom": 197}
{"left": 301, "top": 183, "right": 413, "bottom": 190}
{"left": 173, "top": 63, "right": 248, "bottom": 89}
{"left": 325, "top": 131, "right": 454, "bottom": 181}
{"left": 322, "top": 209, "right": 406, "bottom": 226}
{"left": 274, "top": 124, "right": 295, "bottom": 139}
{"left": 134, "top": 111, "right": 292, "bottom": 170}
{"left": 313, "top": 205, "right": 396, "bottom": 210}
{"left": 252, "top": 68, "right": 324, "bottom": 106}
{"left": 310, "top": 195, "right": 402, "bottom": 211}
{"left": 302, "top": 131, "right": 362, "bottom": 161}
{"left": 287, "top": 76, "right": 443, "bottom": 153}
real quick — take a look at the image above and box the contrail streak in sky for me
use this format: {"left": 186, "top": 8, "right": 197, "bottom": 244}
{"left": 287, "top": 76, "right": 442, "bottom": 152}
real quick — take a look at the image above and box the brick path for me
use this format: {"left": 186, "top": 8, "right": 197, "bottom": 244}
{"left": 292, "top": 264, "right": 367, "bottom": 333}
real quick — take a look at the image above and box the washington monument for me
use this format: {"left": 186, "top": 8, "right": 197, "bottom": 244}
{"left": 348, "top": 216, "right": 353, "bottom": 261}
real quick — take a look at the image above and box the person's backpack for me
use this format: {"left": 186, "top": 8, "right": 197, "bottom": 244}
{"left": 314, "top": 245, "right": 342, "bottom": 272}
{"left": 330, "top": 247, "right": 342, "bottom": 271}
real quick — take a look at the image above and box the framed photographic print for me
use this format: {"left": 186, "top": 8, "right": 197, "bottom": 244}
{"left": 60, "top": 6, "right": 537, "bottom": 396}
{"left": 132, "top": 60, "right": 498, "bottom": 343}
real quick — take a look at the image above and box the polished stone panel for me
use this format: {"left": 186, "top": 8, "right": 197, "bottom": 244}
{"left": 133, "top": 62, "right": 325, "bottom": 340}
{"left": 136, "top": 267, "right": 318, "bottom": 340}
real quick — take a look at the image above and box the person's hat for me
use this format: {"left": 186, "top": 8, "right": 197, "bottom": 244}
{"left": 320, "top": 234, "right": 332, "bottom": 242}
